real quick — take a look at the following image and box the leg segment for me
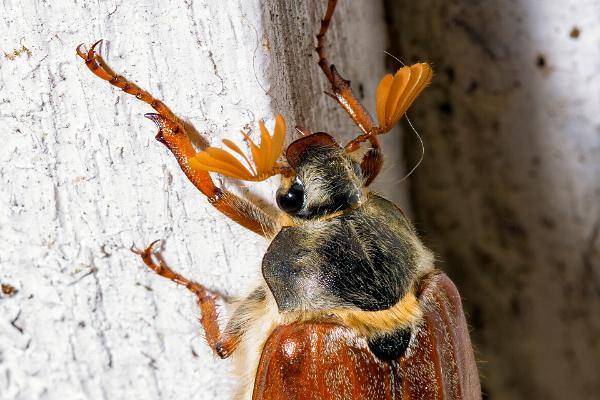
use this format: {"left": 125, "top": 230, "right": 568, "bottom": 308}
{"left": 316, "top": 0, "right": 374, "bottom": 135}
{"left": 132, "top": 241, "right": 240, "bottom": 358}
{"left": 77, "top": 41, "right": 177, "bottom": 122}
{"left": 145, "top": 114, "right": 277, "bottom": 237}
{"left": 316, "top": 0, "right": 383, "bottom": 183}
{"left": 360, "top": 145, "right": 383, "bottom": 186}
{"left": 77, "top": 41, "right": 278, "bottom": 237}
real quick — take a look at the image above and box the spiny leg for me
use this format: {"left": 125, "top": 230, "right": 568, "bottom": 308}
{"left": 77, "top": 41, "right": 278, "bottom": 237}
{"left": 316, "top": 0, "right": 383, "bottom": 183}
{"left": 132, "top": 241, "right": 240, "bottom": 358}
{"left": 145, "top": 114, "right": 277, "bottom": 236}
{"left": 360, "top": 147, "right": 383, "bottom": 186}
{"left": 77, "top": 41, "right": 177, "bottom": 122}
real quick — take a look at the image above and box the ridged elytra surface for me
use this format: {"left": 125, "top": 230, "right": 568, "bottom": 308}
{"left": 253, "top": 273, "right": 481, "bottom": 400}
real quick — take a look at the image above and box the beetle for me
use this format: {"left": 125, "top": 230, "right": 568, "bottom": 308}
{"left": 77, "top": 0, "right": 481, "bottom": 399}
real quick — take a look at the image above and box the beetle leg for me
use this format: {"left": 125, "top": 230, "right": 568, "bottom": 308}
{"left": 77, "top": 42, "right": 278, "bottom": 237}
{"left": 132, "top": 241, "right": 241, "bottom": 358}
{"left": 145, "top": 114, "right": 277, "bottom": 237}
{"left": 316, "top": 0, "right": 383, "bottom": 184}
{"left": 317, "top": 0, "right": 375, "bottom": 135}
{"left": 77, "top": 40, "right": 177, "bottom": 122}
{"left": 360, "top": 147, "right": 383, "bottom": 186}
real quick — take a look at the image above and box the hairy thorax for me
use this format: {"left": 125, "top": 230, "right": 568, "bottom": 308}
{"left": 262, "top": 193, "right": 434, "bottom": 329}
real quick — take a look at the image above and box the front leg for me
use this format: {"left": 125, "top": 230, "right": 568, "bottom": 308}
{"left": 316, "top": 0, "right": 384, "bottom": 183}
{"left": 77, "top": 41, "right": 278, "bottom": 237}
{"left": 132, "top": 241, "right": 240, "bottom": 358}
{"left": 146, "top": 114, "right": 278, "bottom": 237}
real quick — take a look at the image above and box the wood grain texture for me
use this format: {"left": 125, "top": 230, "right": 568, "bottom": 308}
{"left": 253, "top": 273, "right": 481, "bottom": 400}
{"left": 0, "top": 1, "right": 404, "bottom": 399}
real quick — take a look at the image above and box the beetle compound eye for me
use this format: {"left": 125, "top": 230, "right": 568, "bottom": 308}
{"left": 276, "top": 182, "right": 306, "bottom": 214}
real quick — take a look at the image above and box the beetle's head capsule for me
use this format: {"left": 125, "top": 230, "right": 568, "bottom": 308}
{"left": 277, "top": 133, "right": 363, "bottom": 218}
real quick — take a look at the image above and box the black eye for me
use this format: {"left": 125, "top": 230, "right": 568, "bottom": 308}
{"left": 276, "top": 181, "right": 306, "bottom": 214}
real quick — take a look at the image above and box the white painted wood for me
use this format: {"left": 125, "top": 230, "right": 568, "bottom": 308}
{"left": 0, "top": 1, "right": 400, "bottom": 399}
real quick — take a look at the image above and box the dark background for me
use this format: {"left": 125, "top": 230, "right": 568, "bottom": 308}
{"left": 385, "top": 1, "right": 600, "bottom": 398}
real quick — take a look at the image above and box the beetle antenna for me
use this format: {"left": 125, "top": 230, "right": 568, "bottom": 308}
{"left": 383, "top": 50, "right": 406, "bottom": 67}
{"left": 382, "top": 50, "right": 426, "bottom": 181}
{"left": 399, "top": 114, "right": 425, "bottom": 182}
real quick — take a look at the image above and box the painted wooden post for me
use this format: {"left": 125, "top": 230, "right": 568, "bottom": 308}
{"left": 0, "top": 1, "right": 401, "bottom": 398}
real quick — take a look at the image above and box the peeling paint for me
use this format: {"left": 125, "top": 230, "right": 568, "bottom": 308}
{"left": 3, "top": 44, "right": 31, "bottom": 61}
{"left": 0, "top": 1, "right": 398, "bottom": 399}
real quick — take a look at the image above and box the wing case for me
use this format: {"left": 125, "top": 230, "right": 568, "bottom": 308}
{"left": 252, "top": 273, "right": 481, "bottom": 400}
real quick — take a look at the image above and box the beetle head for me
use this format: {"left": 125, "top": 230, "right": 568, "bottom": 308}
{"left": 276, "top": 133, "right": 363, "bottom": 219}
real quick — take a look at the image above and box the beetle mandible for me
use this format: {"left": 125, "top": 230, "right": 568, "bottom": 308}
{"left": 77, "top": 1, "right": 481, "bottom": 399}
